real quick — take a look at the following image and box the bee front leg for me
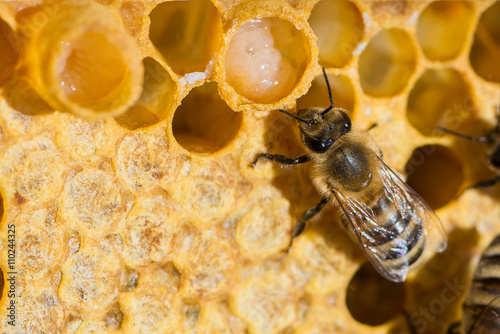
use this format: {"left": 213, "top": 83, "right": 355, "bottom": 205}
{"left": 286, "top": 196, "right": 330, "bottom": 252}
{"left": 250, "top": 154, "right": 311, "bottom": 168}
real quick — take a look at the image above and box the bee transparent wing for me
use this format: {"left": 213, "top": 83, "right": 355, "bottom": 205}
{"left": 332, "top": 156, "right": 447, "bottom": 283}
{"left": 376, "top": 157, "right": 448, "bottom": 254}
{"left": 470, "top": 296, "right": 500, "bottom": 334}
{"left": 377, "top": 157, "right": 447, "bottom": 251}
{"left": 333, "top": 189, "right": 410, "bottom": 282}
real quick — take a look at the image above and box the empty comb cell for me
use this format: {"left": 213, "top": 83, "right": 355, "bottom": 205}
{"left": 149, "top": 0, "right": 223, "bottom": 77}
{"left": 405, "top": 145, "right": 465, "bottom": 210}
{"left": 407, "top": 68, "right": 476, "bottom": 136}
{"left": 417, "top": 1, "right": 475, "bottom": 61}
{"left": 115, "top": 57, "right": 178, "bottom": 130}
{"left": 308, "top": 0, "right": 364, "bottom": 68}
{"left": 470, "top": 1, "right": 500, "bottom": 83}
{"left": 358, "top": 28, "right": 417, "bottom": 97}
{"left": 25, "top": 0, "right": 143, "bottom": 120}
{"left": 172, "top": 82, "right": 242, "bottom": 154}
{"left": 297, "top": 72, "right": 355, "bottom": 115}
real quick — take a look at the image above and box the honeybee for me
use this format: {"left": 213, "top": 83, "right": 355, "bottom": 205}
{"left": 438, "top": 110, "right": 500, "bottom": 188}
{"left": 250, "top": 68, "right": 447, "bottom": 282}
{"left": 451, "top": 235, "right": 500, "bottom": 333}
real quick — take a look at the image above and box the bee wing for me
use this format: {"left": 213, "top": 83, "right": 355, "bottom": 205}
{"left": 332, "top": 156, "right": 447, "bottom": 283}
{"left": 470, "top": 296, "right": 500, "bottom": 334}
{"left": 375, "top": 156, "right": 447, "bottom": 254}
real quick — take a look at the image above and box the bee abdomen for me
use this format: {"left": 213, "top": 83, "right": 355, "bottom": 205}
{"left": 363, "top": 194, "right": 425, "bottom": 268}
{"left": 462, "top": 235, "right": 500, "bottom": 332}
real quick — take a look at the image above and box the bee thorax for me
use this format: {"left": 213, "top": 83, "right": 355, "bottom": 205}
{"left": 326, "top": 144, "right": 373, "bottom": 192}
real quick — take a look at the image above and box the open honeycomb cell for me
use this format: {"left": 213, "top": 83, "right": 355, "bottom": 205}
{"left": 469, "top": 1, "right": 500, "bottom": 83}
{"left": 405, "top": 145, "right": 465, "bottom": 210}
{"left": 24, "top": 0, "right": 144, "bottom": 119}
{"left": 172, "top": 82, "right": 242, "bottom": 154}
{"left": 346, "top": 263, "right": 405, "bottom": 326}
{"left": 407, "top": 68, "right": 476, "bottom": 136}
{"left": 416, "top": 1, "right": 475, "bottom": 61}
{"left": 0, "top": 1, "right": 500, "bottom": 333}
{"left": 297, "top": 72, "right": 355, "bottom": 115}
{"left": 115, "top": 57, "right": 178, "bottom": 130}
{"left": 149, "top": 0, "right": 223, "bottom": 76}
{"left": 358, "top": 28, "right": 417, "bottom": 97}
{"left": 308, "top": 0, "right": 364, "bottom": 68}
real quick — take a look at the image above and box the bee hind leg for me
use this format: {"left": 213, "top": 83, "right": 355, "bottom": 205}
{"left": 286, "top": 196, "right": 330, "bottom": 252}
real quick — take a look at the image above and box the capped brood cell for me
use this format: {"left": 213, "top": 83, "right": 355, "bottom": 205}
{"left": 24, "top": 1, "right": 143, "bottom": 120}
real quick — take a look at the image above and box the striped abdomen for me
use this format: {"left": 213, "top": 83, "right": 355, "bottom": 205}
{"left": 462, "top": 235, "right": 500, "bottom": 333}
{"left": 358, "top": 185, "right": 425, "bottom": 278}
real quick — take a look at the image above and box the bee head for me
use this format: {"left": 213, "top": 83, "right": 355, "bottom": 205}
{"left": 278, "top": 67, "right": 352, "bottom": 154}
{"left": 300, "top": 107, "right": 352, "bottom": 153}
{"left": 279, "top": 107, "right": 351, "bottom": 154}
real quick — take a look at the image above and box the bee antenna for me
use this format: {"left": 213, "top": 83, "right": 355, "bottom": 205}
{"left": 321, "top": 67, "right": 334, "bottom": 117}
{"left": 279, "top": 109, "right": 308, "bottom": 124}
{"left": 437, "top": 126, "right": 491, "bottom": 143}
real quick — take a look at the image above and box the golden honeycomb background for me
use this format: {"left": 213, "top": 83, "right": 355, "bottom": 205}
{"left": 0, "top": 0, "right": 499, "bottom": 333}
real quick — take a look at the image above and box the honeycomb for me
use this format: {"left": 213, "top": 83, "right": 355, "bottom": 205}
{"left": 0, "top": 0, "right": 499, "bottom": 333}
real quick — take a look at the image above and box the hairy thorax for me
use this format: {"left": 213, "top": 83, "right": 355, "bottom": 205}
{"left": 321, "top": 140, "right": 374, "bottom": 192}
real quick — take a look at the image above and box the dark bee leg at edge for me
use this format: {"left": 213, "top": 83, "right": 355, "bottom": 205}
{"left": 249, "top": 154, "right": 311, "bottom": 168}
{"left": 401, "top": 310, "right": 417, "bottom": 334}
{"left": 470, "top": 176, "right": 500, "bottom": 189}
{"left": 446, "top": 322, "right": 461, "bottom": 334}
{"left": 366, "top": 123, "right": 378, "bottom": 131}
{"left": 286, "top": 196, "right": 329, "bottom": 252}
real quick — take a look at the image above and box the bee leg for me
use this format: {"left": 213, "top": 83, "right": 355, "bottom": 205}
{"left": 286, "top": 196, "right": 329, "bottom": 252}
{"left": 249, "top": 154, "right": 311, "bottom": 168}
{"left": 469, "top": 176, "right": 500, "bottom": 189}
{"left": 446, "top": 322, "right": 460, "bottom": 334}
{"left": 401, "top": 310, "right": 417, "bottom": 334}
